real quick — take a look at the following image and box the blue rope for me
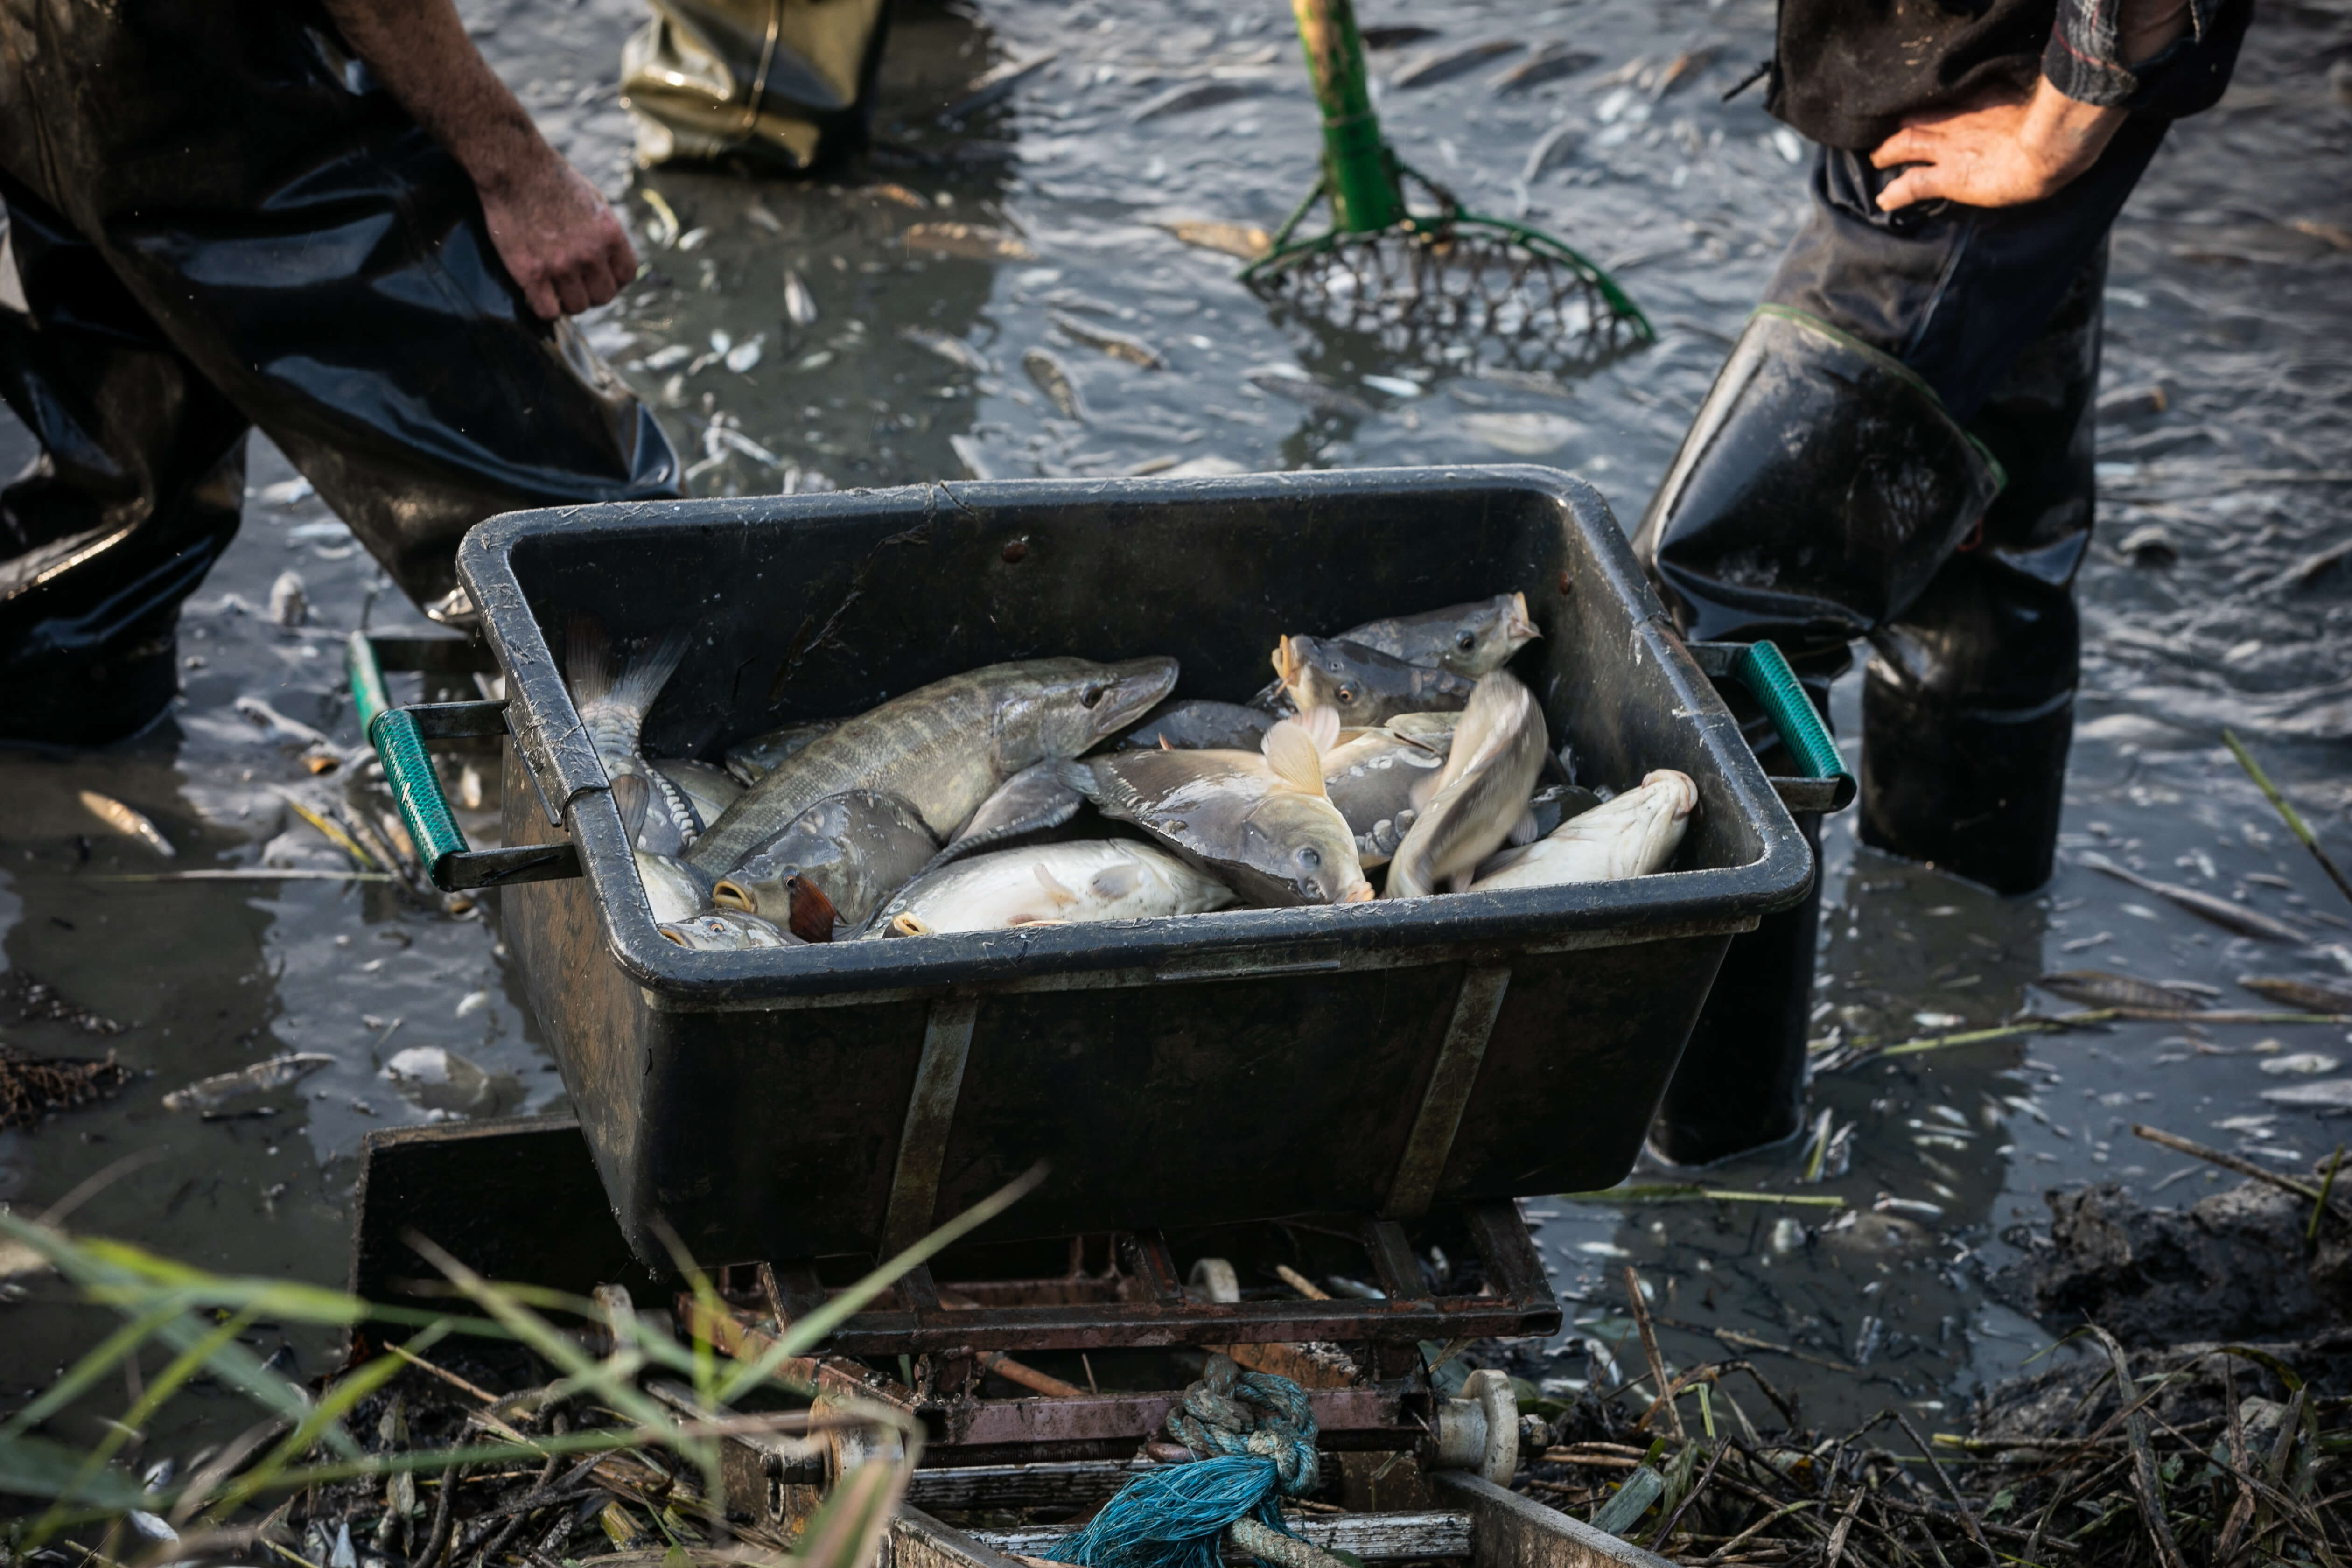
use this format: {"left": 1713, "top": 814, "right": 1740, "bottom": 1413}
{"left": 1045, "top": 1356, "right": 1320, "bottom": 1568}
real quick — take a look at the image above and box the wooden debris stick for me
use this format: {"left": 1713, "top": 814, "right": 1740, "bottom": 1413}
{"left": 1650, "top": 1439, "right": 1727, "bottom": 1548}
{"left": 1274, "top": 1263, "right": 1330, "bottom": 1301}
{"left": 2225, "top": 728, "right": 2352, "bottom": 910}
{"left": 1623, "top": 1265, "right": 1685, "bottom": 1441}
{"left": 2131, "top": 1124, "right": 2351, "bottom": 1220}
{"left": 1893, "top": 1410, "right": 1997, "bottom": 1568}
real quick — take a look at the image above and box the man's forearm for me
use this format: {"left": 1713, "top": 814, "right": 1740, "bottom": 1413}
{"left": 319, "top": 0, "right": 553, "bottom": 194}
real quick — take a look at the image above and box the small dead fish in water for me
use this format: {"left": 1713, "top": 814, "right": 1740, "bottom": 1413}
{"left": 875, "top": 840, "right": 1235, "bottom": 936}
{"left": 1247, "top": 370, "right": 1373, "bottom": 420}
{"left": 1521, "top": 121, "right": 1584, "bottom": 182}
{"left": 950, "top": 434, "right": 996, "bottom": 481}
{"left": 1361, "top": 24, "right": 1440, "bottom": 50}
{"left": 1050, "top": 312, "right": 1164, "bottom": 369}
{"left": 1116, "top": 699, "right": 1274, "bottom": 752}
{"left": 941, "top": 51, "right": 1057, "bottom": 120}
{"left": 1393, "top": 39, "right": 1525, "bottom": 89}
{"left": 1275, "top": 635, "right": 1476, "bottom": 726}
{"left": 2239, "top": 974, "right": 2352, "bottom": 1013}
{"left": 79, "top": 791, "right": 174, "bottom": 857}
{"left": 658, "top": 910, "right": 798, "bottom": 951}
{"left": 2260, "top": 1078, "right": 2352, "bottom": 1109}
{"left": 2034, "top": 970, "right": 2204, "bottom": 1011}
{"left": 268, "top": 570, "right": 307, "bottom": 628}
{"left": 1337, "top": 593, "right": 1540, "bottom": 678}
{"left": 1068, "top": 710, "right": 1372, "bottom": 907}
{"left": 163, "top": 1053, "right": 337, "bottom": 1112}
{"left": 902, "top": 325, "right": 991, "bottom": 373}
{"left": 1494, "top": 43, "right": 1601, "bottom": 93}
{"left": 724, "top": 719, "right": 842, "bottom": 785}
{"left": 1161, "top": 219, "right": 1271, "bottom": 260}
{"left": 1386, "top": 672, "right": 1548, "bottom": 898}
{"left": 783, "top": 268, "right": 819, "bottom": 328}
{"left": 1470, "top": 769, "right": 1695, "bottom": 890}
{"left": 1650, "top": 45, "right": 1723, "bottom": 98}
{"left": 2079, "top": 852, "right": 2311, "bottom": 943}
{"left": 903, "top": 222, "right": 1034, "bottom": 261}
{"left": 1461, "top": 410, "right": 1585, "bottom": 455}
{"left": 1131, "top": 79, "right": 1260, "bottom": 122}
{"left": 1024, "top": 348, "right": 1084, "bottom": 418}
{"left": 786, "top": 875, "right": 840, "bottom": 943}
{"left": 709, "top": 790, "right": 938, "bottom": 932}
{"left": 234, "top": 695, "right": 332, "bottom": 747}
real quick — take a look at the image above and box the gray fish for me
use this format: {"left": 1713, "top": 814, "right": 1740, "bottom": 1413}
{"left": 1130, "top": 79, "right": 1260, "bottom": 122}
{"left": 902, "top": 325, "right": 991, "bottom": 374}
{"left": 1050, "top": 312, "right": 1165, "bottom": 370}
{"left": 692, "top": 656, "right": 1177, "bottom": 872}
{"left": 1247, "top": 371, "right": 1374, "bottom": 421}
{"left": 1361, "top": 24, "right": 1440, "bottom": 50}
{"left": 872, "top": 840, "right": 1236, "bottom": 936}
{"left": 569, "top": 617, "right": 696, "bottom": 855}
{"left": 655, "top": 759, "right": 744, "bottom": 827}
{"left": 2239, "top": 974, "right": 2352, "bottom": 1013}
{"left": 925, "top": 761, "right": 1086, "bottom": 869}
{"left": 1470, "top": 770, "right": 1695, "bottom": 890}
{"left": 163, "top": 1053, "right": 338, "bottom": 1112}
{"left": 1116, "top": 699, "right": 1275, "bottom": 752}
{"left": 1336, "top": 592, "right": 1540, "bottom": 677}
{"left": 724, "top": 719, "right": 842, "bottom": 785}
{"left": 1067, "top": 713, "right": 1372, "bottom": 907}
{"left": 2079, "top": 852, "right": 2311, "bottom": 944}
{"left": 637, "top": 850, "right": 717, "bottom": 926}
{"left": 941, "top": 51, "right": 1058, "bottom": 120}
{"left": 1024, "top": 348, "right": 1084, "bottom": 418}
{"left": 709, "top": 790, "right": 938, "bottom": 931}
{"left": 1521, "top": 121, "right": 1584, "bottom": 183}
{"left": 1320, "top": 724, "right": 1451, "bottom": 868}
{"left": 1274, "top": 635, "right": 1477, "bottom": 726}
{"left": 2259, "top": 1078, "right": 2352, "bottom": 1109}
{"left": 1494, "top": 44, "right": 1601, "bottom": 93}
{"left": 658, "top": 910, "right": 799, "bottom": 951}
{"left": 783, "top": 268, "right": 819, "bottom": 329}
{"left": 1393, "top": 39, "right": 1525, "bottom": 89}
{"left": 2033, "top": 970, "right": 2205, "bottom": 1011}
{"left": 1386, "top": 672, "right": 1549, "bottom": 898}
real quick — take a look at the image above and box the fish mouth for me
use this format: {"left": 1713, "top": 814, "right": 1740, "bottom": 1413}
{"left": 1273, "top": 635, "right": 1304, "bottom": 689}
{"left": 1340, "top": 881, "right": 1376, "bottom": 903}
{"left": 1505, "top": 590, "right": 1540, "bottom": 643}
{"left": 1090, "top": 657, "right": 1183, "bottom": 735}
{"left": 712, "top": 879, "right": 759, "bottom": 913}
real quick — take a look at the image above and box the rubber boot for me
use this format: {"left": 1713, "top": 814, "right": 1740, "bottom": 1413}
{"left": 1632, "top": 305, "right": 2000, "bottom": 1165}
{"left": 1858, "top": 253, "right": 2103, "bottom": 896}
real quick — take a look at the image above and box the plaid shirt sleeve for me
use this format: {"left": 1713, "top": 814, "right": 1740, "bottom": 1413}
{"left": 2042, "top": 0, "right": 2217, "bottom": 106}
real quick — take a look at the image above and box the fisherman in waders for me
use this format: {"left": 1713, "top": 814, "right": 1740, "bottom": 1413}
{"left": 0, "top": 0, "right": 682, "bottom": 747}
{"left": 1639, "top": 0, "right": 2250, "bottom": 1164}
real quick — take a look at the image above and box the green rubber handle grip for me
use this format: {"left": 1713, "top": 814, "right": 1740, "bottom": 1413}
{"left": 368, "top": 707, "right": 470, "bottom": 878}
{"left": 347, "top": 630, "right": 392, "bottom": 733}
{"left": 1734, "top": 640, "right": 1847, "bottom": 784}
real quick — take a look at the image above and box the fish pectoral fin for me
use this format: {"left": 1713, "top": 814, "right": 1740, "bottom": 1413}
{"left": 1034, "top": 865, "right": 1082, "bottom": 906}
{"left": 1297, "top": 703, "right": 1341, "bottom": 754}
{"left": 1262, "top": 720, "right": 1329, "bottom": 796}
{"left": 1090, "top": 863, "right": 1142, "bottom": 899}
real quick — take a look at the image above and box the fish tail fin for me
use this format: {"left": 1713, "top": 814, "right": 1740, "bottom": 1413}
{"left": 567, "top": 614, "right": 611, "bottom": 703}
{"left": 1262, "top": 718, "right": 1328, "bottom": 796}
{"left": 608, "top": 630, "right": 690, "bottom": 719}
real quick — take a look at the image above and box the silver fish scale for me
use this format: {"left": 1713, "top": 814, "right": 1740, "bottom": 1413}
{"left": 585, "top": 701, "right": 700, "bottom": 846}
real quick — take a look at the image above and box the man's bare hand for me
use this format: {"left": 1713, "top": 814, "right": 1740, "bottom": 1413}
{"left": 475, "top": 153, "right": 637, "bottom": 320}
{"left": 1870, "top": 78, "right": 2128, "bottom": 211}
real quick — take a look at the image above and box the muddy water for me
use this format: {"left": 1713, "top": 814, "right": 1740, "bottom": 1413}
{"left": 4, "top": 0, "right": 2349, "bottom": 1451}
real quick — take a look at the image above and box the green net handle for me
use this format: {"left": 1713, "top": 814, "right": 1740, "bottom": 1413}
{"left": 1733, "top": 641, "right": 1849, "bottom": 789}
{"left": 348, "top": 632, "right": 469, "bottom": 877}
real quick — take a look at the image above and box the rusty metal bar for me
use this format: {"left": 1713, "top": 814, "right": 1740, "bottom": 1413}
{"left": 1464, "top": 1202, "right": 1552, "bottom": 1304}
{"left": 1384, "top": 966, "right": 1511, "bottom": 1219}
{"left": 1119, "top": 1231, "right": 1184, "bottom": 1305}
{"left": 1359, "top": 1219, "right": 1432, "bottom": 1301}
{"left": 882, "top": 994, "right": 981, "bottom": 1255}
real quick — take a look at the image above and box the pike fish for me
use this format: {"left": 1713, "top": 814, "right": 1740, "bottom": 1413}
{"left": 570, "top": 618, "right": 696, "bottom": 855}
{"left": 1386, "top": 671, "right": 1549, "bottom": 898}
{"left": 873, "top": 840, "right": 1236, "bottom": 936}
{"left": 2239, "top": 974, "right": 2352, "bottom": 1013}
{"left": 1274, "top": 635, "right": 1477, "bottom": 726}
{"left": 2079, "top": 851, "right": 2311, "bottom": 944}
{"left": 724, "top": 718, "right": 842, "bottom": 785}
{"left": 1066, "top": 711, "right": 1373, "bottom": 906}
{"left": 709, "top": 790, "right": 939, "bottom": 931}
{"left": 1116, "top": 699, "right": 1274, "bottom": 752}
{"left": 691, "top": 656, "right": 1176, "bottom": 872}
{"left": 1469, "top": 769, "right": 1695, "bottom": 890}
{"left": 658, "top": 910, "right": 798, "bottom": 951}
{"left": 1334, "top": 592, "right": 1540, "bottom": 677}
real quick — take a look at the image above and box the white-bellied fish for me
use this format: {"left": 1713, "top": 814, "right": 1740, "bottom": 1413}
{"left": 1470, "top": 769, "right": 1695, "bottom": 890}
{"left": 1067, "top": 710, "right": 1372, "bottom": 907}
{"left": 569, "top": 617, "right": 695, "bottom": 855}
{"left": 872, "top": 840, "right": 1237, "bottom": 936}
{"left": 1334, "top": 592, "right": 1540, "bottom": 677}
{"left": 658, "top": 910, "right": 799, "bottom": 951}
{"left": 691, "top": 656, "right": 1177, "bottom": 872}
{"left": 1115, "top": 699, "right": 1275, "bottom": 752}
{"left": 1386, "top": 672, "right": 1549, "bottom": 897}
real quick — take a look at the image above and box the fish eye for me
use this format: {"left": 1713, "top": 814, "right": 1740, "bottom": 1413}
{"left": 1297, "top": 847, "right": 1321, "bottom": 869}
{"left": 1456, "top": 630, "right": 1477, "bottom": 651}
{"left": 1337, "top": 684, "right": 1357, "bottom": 703}
{"left": 1081, "top": 683, "right": 1108, "bottom": 708}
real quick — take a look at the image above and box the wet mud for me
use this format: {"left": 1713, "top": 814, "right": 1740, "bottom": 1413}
{"left": 2, "top": 0, "right": 2350, "bottom": 1459}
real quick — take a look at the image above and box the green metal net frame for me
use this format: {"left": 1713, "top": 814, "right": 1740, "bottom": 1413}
{"left": 1243, "top": 0, "right": 1653, "bottom": 361}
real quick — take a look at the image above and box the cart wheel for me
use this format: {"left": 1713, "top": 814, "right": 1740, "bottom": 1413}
{"left": 1187, "top": 1257, "right": 1240, "bottom": 1304}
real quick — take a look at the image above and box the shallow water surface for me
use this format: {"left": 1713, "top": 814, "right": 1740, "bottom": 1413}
{"left": 3, "top": 0, "right": 2349, "bottom": 1450}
